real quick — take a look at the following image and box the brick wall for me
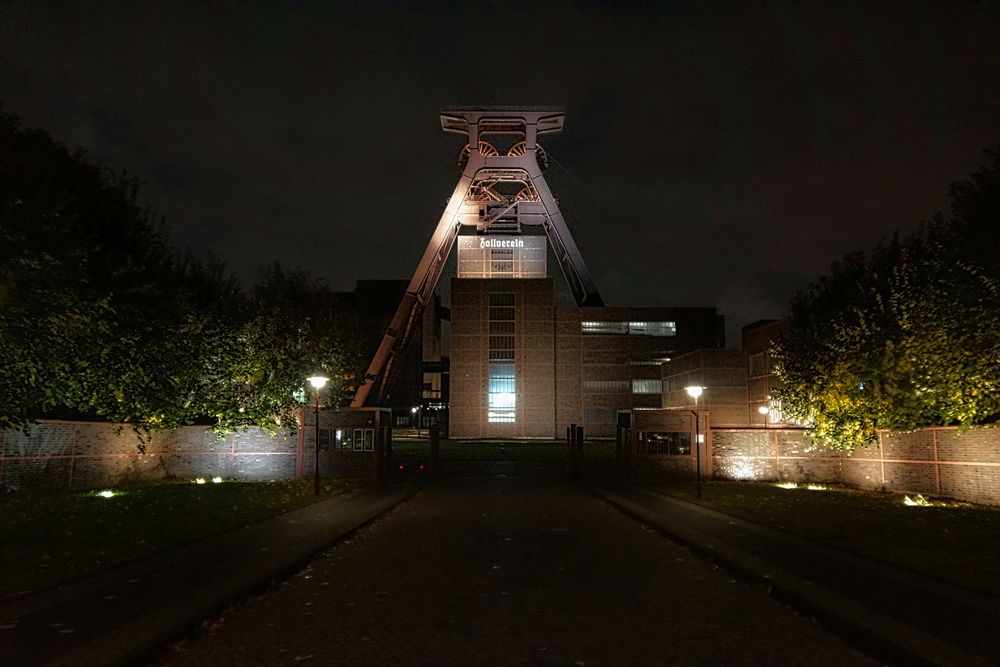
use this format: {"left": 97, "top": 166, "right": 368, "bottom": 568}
{"left": 1, "top": 416, "right": 380, "bottom": 492}
{"left": 709, "top": 426, "right": 1000, "bottom": 506}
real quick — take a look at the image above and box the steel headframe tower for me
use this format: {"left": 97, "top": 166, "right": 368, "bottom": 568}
{"left": 351, "top": 106, "right": 604, "bottom": 408}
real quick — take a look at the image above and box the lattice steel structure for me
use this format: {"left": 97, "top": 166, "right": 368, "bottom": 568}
{"left": 351, "top": 106, "right": 603, "bottom": 408}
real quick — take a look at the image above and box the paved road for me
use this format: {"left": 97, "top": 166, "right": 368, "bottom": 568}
{"left": 159, "top": 473, "right": 876, "bottom": 666}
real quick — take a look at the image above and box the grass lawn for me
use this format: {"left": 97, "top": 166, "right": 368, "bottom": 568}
{"left": 0, "top": 478, "right": 364, "bottom": 600}
{"left": 651, "top": 480, "right": 1000, "bottom": 596}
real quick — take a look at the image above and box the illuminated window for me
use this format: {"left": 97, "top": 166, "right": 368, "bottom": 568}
{"left": 580, "top": 321, "right": 676, "bottom": 336}
{"left": 488, "top": 363, "right": 515, "bottom": 423}
{"left": 627, "top": 321, "right": 676, "bottom": 337}
{"left": 631, "top": 379, "right": 663, "bottom": 394}
{"left": 581, "top": 321, "right": 628, "bottom": 335}
{"left": 488, "top": 293, "right": 516, "bottom": 423}
{"left": 631, "top": 357, "right": 671, "bottom": 366}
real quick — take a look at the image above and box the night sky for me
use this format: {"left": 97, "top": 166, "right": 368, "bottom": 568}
{"left": 3, "top": 1, "right": 999, "bottom": 345}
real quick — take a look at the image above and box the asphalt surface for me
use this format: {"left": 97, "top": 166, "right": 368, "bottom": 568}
{"left": 0, "top": 484, "right": 416, "bottom": 666}
{"left": 157, "top": 470, "right": 876, "bottom": 666}
{"left": 3, "top": 459, "right": 996, "bottom": 665}
{"left": 593, "top": 484, "right": 1000, "bottom": 666}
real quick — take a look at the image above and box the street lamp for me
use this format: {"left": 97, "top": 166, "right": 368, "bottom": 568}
{"left": 758, "top": 404, "right": 769, "bottom": 427}
{"left": 686, "top": 385, "right": 704, "bottom": 499}
{"left": 411, "top": 405, "right": 421, "bottom": 438}
{"left": 307, "top": 375, "right": 329, "bottom": 496}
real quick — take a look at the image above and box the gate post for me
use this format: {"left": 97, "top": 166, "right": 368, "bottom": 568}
{"left": 429, "top": 424, "right": 440, "bottom": 481}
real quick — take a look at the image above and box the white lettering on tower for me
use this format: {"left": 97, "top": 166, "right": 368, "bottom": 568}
{"left": 479, "top": 237, "right": 526, "bottom": 249}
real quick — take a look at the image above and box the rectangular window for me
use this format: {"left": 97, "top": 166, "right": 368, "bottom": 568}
{"left": 631, "top": 357, "right": 671, "bottom": 366}
{"left": 363, "top": 428, "right": 375, "bottom": 452}
{"left": 490, "top": 292, "right": 515, "bottom": 306}
{"left": 627, "top": 321, "right": 676, "bottom": 337}
{"left": 638, "top": 431, "right": 691, "bottom": 456}
{"left": 488, "top": 363, "right": 516, "bottom": 423}
{"left": 488, "top": 293, "right": 516, "bottom": 423}
{"left": 456, "top": 236, "right": 547, "bottom": 279}
{"left": 490, "top": 248, "right": 514, "bottom": 276}
{"left": 489, "top": 320, "right": 514, "bottom": 334}
{"left": 581, "top": 321, "right": 628, "bottom": 335}
{"left": 353, "top": 428, "right": 364, "bottom": 451}
{"left": 631, "top": 379, "right": 663, "bottom": 394}
{"left": 580, "top": 321, "right": 677, "bottom": 337}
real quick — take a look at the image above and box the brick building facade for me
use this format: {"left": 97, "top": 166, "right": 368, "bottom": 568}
{"left": 448, "top": 277, "right": 723, "bottom": 439}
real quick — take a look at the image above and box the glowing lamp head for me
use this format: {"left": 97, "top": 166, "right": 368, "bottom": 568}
{"left": 685, "top": 385, "right": 703, "bottom": 399}
{"left": 411, "top": 406, "right": 419, "bottom": 414}
{"left": 758, "top": 405, "right": 769, "bottom": 415}
{"left": 307, "top": 375, "right": 329, "bottom": 390}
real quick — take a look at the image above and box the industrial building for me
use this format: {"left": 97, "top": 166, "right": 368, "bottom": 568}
{"left": 351, "top": 107, "right": 725, "bottom": 438}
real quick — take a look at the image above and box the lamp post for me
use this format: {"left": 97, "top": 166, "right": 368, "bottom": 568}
{"left": 307, "top": 375, "right": 329, "bottom": 496}
{"left": 758, "top": 404, "right": 769, "bottom": 427}
{"left": 686, "top": 385, "right": 704, "bottom": 499}
{"left": 411, "top": 405, "right": 421, "bottom": 438}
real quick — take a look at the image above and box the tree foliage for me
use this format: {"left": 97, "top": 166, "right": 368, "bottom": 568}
{"left": 774, "top": 149, "right": 1000, "bottom": 449}
{"left": 0, "top": 106, "right": 356, "bottom": 435}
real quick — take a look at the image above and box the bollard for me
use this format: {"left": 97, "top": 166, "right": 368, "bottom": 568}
{"left": 569, "top": 424, "right": 582, "bottom": 481}
{"left": 573, "top": 425, "right": 584, "bottom": 481}
{"left": 567, "top": 424, "right": 575, "bottom": 471}
{"left": 429, "top": 424, "right": 440, "bottom": 481}
{"left": 382, "top": 428, "right": 393, "bottom": 485}
{"left": 615, "top": 429, "right": 624, "bottom": 477}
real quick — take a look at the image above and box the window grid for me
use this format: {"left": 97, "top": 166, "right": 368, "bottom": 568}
{"left": 631, "top": 379, "right": 663, "bottom": 394}
{"left": 581, "top": 321, "right": 677, "bottom": 337}
{"left": 490, "top": 248, "right": 514, "bottom": 276}
{"left": 488, "top": 293, "right": 516, "bottom": 423}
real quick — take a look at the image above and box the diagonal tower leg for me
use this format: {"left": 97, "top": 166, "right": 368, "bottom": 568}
{"left": 350, "top": 173, "right": 475, "bottom": 408}
{"left": 525, "top": 162, "right": 604, "bottom": 307}
{"left": 351, "top": 107, "right": 603, "bottom": 408}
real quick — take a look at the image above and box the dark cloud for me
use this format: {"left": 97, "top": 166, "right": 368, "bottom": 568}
{"left": 2, "top": 1, "right": 998, "bottom": 346}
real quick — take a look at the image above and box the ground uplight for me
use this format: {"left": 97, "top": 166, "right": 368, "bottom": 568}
{"left": 773, "top": 482, "right": 828, "bottom": 491}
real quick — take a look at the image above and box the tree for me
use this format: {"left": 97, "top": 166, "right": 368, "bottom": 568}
{"left": 1, "top": 106, "right": 182, "bottom": 430}
{"left": 773, "top": 149, "right": 1000, "bottom": 449}
{"left": 198, "top": 262, "right": 359, "bottom": 434}
{"left": 1, "top": 106, "right": 358, "bottom": 435}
